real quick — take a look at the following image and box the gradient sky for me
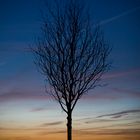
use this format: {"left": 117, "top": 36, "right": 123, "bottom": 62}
{"left": 0, "top": 0, "right": 140, "bottom": 140}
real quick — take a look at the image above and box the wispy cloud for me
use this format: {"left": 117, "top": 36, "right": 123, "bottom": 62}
{"left": 40, "top": 121, "right": 63, "bottom": 127}
{"left": 74, "top": 115, "right": 140, "bottom": 130}
{"left": 30, "top": 107, "right": 47, "bottom": 112}
{"left": 74, "top": 128, "right": 140, "bottom": 136}
{"left": 111, "top": 88, "right": 140, "bottom": 98}
{"left": 82, "top": 85, "right": 140, "bottom": 101}
{"left": 84, "top": 118, "right": 115, "bottom": 124}
{"left": 103, "top": 68, "right": 140, "bottom": 79}
{"left": 97, "top": 109, "right": 140, "bottom": 118}
{"left": 100, "top": 6, "right": 140, "bottom": 25}
{"left": 82, "top": 92, "right": 120, "bottom": 101}
{"left": 111, "top": 114, "right": 122, "bottom": 119}
{"left": 0, "top": 89, "right": 50, "bottom": 102}
{"left": 39, "top": 130, "right": 66, "bottom": 135}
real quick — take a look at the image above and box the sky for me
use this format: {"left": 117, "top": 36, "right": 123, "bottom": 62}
{"left": 0, "top": 0, "right": 140, "bottom": 140}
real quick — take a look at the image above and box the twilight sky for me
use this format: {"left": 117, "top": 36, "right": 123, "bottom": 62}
{"left": 0, "top": 0, "right": 140, "bottom": 140}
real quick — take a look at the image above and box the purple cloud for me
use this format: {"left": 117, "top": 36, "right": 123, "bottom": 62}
{"left": 97, "top": 109, "right": 140, "bottom": 118}
{"left": 103, "top": 68, "right": 140, "bottom": 79}
{"left": 111, "top": 88, "right": 140, "bottom": 98}
{"left": 0, "top": 89, "right": 50, "bottom": 102}
{"left": 30, "top": 107, "right": 47, "bottom": 112}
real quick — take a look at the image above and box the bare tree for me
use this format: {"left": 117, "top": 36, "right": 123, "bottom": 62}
{"left": 33, "top": 1, "right": 110, "bottom": 140}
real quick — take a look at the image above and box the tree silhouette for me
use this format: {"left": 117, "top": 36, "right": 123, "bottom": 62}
{"left": 33, "top": 1, "right": 110, "bottom": 140}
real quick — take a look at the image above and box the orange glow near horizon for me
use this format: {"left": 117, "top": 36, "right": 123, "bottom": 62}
{"left": 1, "top": 128, "right": 140, "bottom": 140}
{"left": 0, "top": 99, "right": 140, "bottom": 140}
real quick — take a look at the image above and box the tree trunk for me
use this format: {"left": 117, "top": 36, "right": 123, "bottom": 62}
{"left": 67, "top": 110, "right": 72, "bottom": 140}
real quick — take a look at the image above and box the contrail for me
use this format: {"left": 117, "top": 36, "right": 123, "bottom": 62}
{"left": 99, "top": 6, "right": 140, "bottom": 25}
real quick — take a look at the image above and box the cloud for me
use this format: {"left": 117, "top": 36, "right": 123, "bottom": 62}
{"left": 0, "top": 127, "right": 43, "bottom": 131}
{"left": 97, "top": 109, "right": 140, "bottom": 118}
{"left": 82, "top": 93, "right": 120, "bottom": 101}
{"left": 40, "top": 121, "right": 63, "bottom": 127}
{"left": 30, "top": 107, "right": 47, "bottom": 112}
{"left": 111, "top": 88, "right": 140, "bottom": 98}
{"left": 103, "top": 68, "right": 140, "bottom": 79}
{"left": 0, "top": 89, "right": 50, "bottom": 102}
{"left": 84, "top": 118, "right": 115, "bottom": 124}
{"left": 74, "top": 116, "right": 140, "bottom": 131}
{"left": 100, "top": 6, "right": 140, "bottom": 25}
{"left": 111, "top": 114, "right": 123, "bottom": 119}
{"left": 37, "top": 127, "right": 140, "bottom": 136}
{"left": 75, "top": 128, "right": 140, "bottom": 136}
{"left": 74, "top": 116, "right": 116, "bottom": 123}
{"left": 39, "top": 130, "right": 66, "bottom": 135}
